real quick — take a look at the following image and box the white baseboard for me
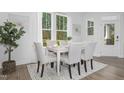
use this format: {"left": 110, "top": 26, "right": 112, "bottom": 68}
{"left": 16, "top": 58, "right": 37, "bottom": 65}
{"left": 118, "top": 55, "right": 124, "bottom": 58}
{"left": 94, "top": 53, "right": 101, "bottom": 57}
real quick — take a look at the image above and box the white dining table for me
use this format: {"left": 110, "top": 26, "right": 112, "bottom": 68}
{"left": 47, "top": 46, "right": 69, "bottom": 76}
{"left": 47, "top": 42, "right": 87, "bottom": 76}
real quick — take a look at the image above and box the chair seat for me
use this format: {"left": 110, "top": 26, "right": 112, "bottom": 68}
{"left": 47, "top": 51, "right": 56, "bottom": 57}
{"left": 45, "top": 48, "right": 57, "bottom": 63}
{"left": 60, "top": 43, "right": 82, "bottom": 79}
{"left": 81, "top": 53, "right": 85, "bottom": 60}
{"left": 81, "top": 53, "right": 93, "bottom": 61}
{"left": 60, "top": 54, "right": 69, "bottom": 64}
{"left": 46, "top": 47, "right": 56, "bottom": 56}
{"left": 34, "top": 42, "right": 57, "bottom": 77}
{"left": 46, "top": 53, "right": 57, "bottom": 63}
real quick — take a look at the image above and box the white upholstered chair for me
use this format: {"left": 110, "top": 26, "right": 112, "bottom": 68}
{"left": 60, "top": 43, "right": 82, "bottom": 79}
{"left": 81, "top": 42, "right": 97, "bottom": 72}
{"left": 47, "top": 40, "right": 57, "bottom": 47}
{"left": 59, "top": 40, "right": 69, "bottom": 57}
{"left": 46, "top": 40, "right": 57, "bottom": 68}
{"left": 34, "top": 42, "right": 57, "bottom": 77}
{"left": 59, "top": 40, "right": 68, "bottom": 47}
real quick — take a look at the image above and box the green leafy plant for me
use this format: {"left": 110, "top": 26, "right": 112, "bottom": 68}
{"left": 67, "top": 36, "right": 72, "bottom": 41}
{"left": 0, "top": 20, "right": 25, "bottom": 62}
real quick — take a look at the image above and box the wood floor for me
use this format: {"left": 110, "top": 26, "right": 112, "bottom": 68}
{"left": 83, "top": 57, "right": 124, "bottom": 80}
{"left": 0, "top": 56, "right": 124, "bottom": 80}
{"left": 0, "top": 64, "right": 31, "bottom": 80}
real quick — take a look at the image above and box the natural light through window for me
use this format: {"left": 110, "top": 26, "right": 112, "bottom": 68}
{"left": 42, "top": 12, "right": 51, "bottom": 46}
{"left": 56, "top": 15, "right": 67, "bottom": 40}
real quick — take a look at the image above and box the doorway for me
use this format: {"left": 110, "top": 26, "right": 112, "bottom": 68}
{"left": 101, "top": 21, "right": 120, "bottom": 57}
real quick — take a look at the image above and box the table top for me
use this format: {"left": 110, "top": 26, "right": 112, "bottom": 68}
{"left": 47, "top": 42, "right": 87, "bottom": 53}
{"left": 47, "top": 46, "right": 69, "bottom": 53}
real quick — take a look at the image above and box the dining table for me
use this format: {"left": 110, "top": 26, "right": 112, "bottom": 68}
{"left": 47, "top": 42, "right": 87, "bottom": 76}
{"left": 47, "top": 46, "right": 69, "bottom": 76}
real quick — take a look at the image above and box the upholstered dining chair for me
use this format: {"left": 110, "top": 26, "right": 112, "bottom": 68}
{"left": 60, "top": 43, "right": 82, "bottom": 79}
{"left": 47, "top": 40, "right": 57, "bottom": 47}
{"left": 59, "top": 40, "right": 69, "bottom": 57}
{"left": 34, "top": 42, "right": 57, "bottom": 77}
{"left": 59, "top": 40, "right": 68, "bottom": 47}
{"left": 81, "top": 42, "right": 97, "bottom": 72}
{"left": 46, "top": 40, "right": 57, "bottom": 68}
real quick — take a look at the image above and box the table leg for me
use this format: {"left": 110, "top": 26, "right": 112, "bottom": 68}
{"left": 57, "top": 52, "right": 60, "bottom": 76}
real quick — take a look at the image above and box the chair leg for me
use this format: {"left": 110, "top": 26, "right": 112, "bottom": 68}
{"left": 41, "top": 64, "right": 44, "bottom": 77}
{"left": 37, "top": 61, "right": 40, "bottom": 73}
{"left": 91, "top": 59, "right": 93, "bottom": 70}
{"left": 68, "top": 65, "right": 72, "bottom": 79}
{"left": 60, "top": 61, "right": 63, "bottom": 65}
{"left": 78, "top": 62, "right": 81, "bottom": 75}
{"left": 81, "top": 59, "right": 84, "bottom": 65}
{"left": 84, "top": 61, "right": 87, "bottom": 72}
{"left": 51, "top": 62, "right": 54, "bottom": 68}
{"left": 59, "top": 63, "right": 61, "bottom": 72}
{"left": 73, "top": 64, "right": 75, "bottom": 67}
{"left": 56, "top": 63, "right": 57, "bottom": 73}
{"left": 60, "top": 62, "right": 63, "bottom": 72}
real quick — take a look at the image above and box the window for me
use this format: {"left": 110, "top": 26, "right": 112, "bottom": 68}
{"left": 56, "top": 15, "right": 67, "bottom": 40}
{"left": 104, "top": 24, "right": 115, "bottom": 45}
{"left": 42, "top": 13, "right": 68, "bottom": 46}
{"left": 87, "top": 21, "right": 94, "bottom": 35}
{"left": 42, "top": 12, "right": 51, "bottom": 46}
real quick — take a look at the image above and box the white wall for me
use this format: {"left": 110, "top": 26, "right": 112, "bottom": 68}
{"left": 81, "top": 13, "right": 101, "bottom": 56}
{"left": 119, "top": 14, "right": 124, "bottom": 58}
{"left": 0, "top": 13, "right": 8, "bottom": 68}
{"left": 44, "top": 12, "right": 83, "bottom": 42}
{"left": 81, "top": 12, "right": 124, "bottom": 58}
{"left": 8, "top": 12, "right": 38, "bottom": 65}
{"left": 1, "top": 12, "right": 124, "bottom": 68}
{"left": 0, "top": 12, "right": 84, "bottom": 68}
{"left": 66, "top": 12, "right": 84, "bottom": 42}
{"left": 0, "top": 12, "right": 38, "bottom": 68}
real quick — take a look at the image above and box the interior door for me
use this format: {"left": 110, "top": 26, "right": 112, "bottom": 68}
{"left": 101, "top": 21, "right": 120, "bottom": 57}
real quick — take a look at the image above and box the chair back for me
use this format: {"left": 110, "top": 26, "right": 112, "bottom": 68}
{"left": 84, "top": 42, "right": 97, "bottom": 60}
{"left": 68, "top": 43, "right": 82, "bottom": 64}
{"left": 47, "top": 40, "right": 57, "bottom": 47}
{"left": 34, "top": 42, "right": 46, "bottom": 63}
{"left": 60, "top": 40, "right": 68, "bottom": 47}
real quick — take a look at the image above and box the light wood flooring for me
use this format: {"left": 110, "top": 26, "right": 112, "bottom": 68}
{"left": 0, "top": 56, "right": 124, "bottom": 80}
{"left": 0, "top": 64, "right": 31, "bottom": 80}
{"left": 83, "top": 57, "right": 124, "bottom": 80}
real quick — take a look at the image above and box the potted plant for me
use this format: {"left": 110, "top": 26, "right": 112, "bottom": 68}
{"left": 67, "top": 36, "right": 72, "bottom": 41}
{"left": 0, "top": 20, "right": 25, "bottom": 74}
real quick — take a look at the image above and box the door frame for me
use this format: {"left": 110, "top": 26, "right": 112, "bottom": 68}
{"left": 101, "top": 20, "right": 120, "bottom": 57}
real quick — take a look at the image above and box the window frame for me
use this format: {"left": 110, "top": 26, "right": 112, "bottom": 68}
{"left": 42, "top": 12, "right": 52, "bottom": 46}
{"left": 87, "top": 20, "right": 94, "bottom": 35}
{"left": 42, "top": 12, "right": 52, "bottom": 32}
{"left": 55, "top": 13, "right": 68, "bottom": 40}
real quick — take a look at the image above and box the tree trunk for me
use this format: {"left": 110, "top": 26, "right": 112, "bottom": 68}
{"left": 8, "top": 47, "right": 11, "bottom": 62}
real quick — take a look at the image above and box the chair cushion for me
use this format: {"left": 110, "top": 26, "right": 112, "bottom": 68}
{"left": 46, "top": 52, "right": 57, "bottom": 63}
{"left": 48, "top": 52, "right": 56, "bottom": 57}
{"left": 81, "top": 51, "right": 93, "bottom": 60}
{"left": 81, "top": 53, "right": 85, "bottom": 60}
{"left": 60, "top": 54, "right": 70, "bottom": 64}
